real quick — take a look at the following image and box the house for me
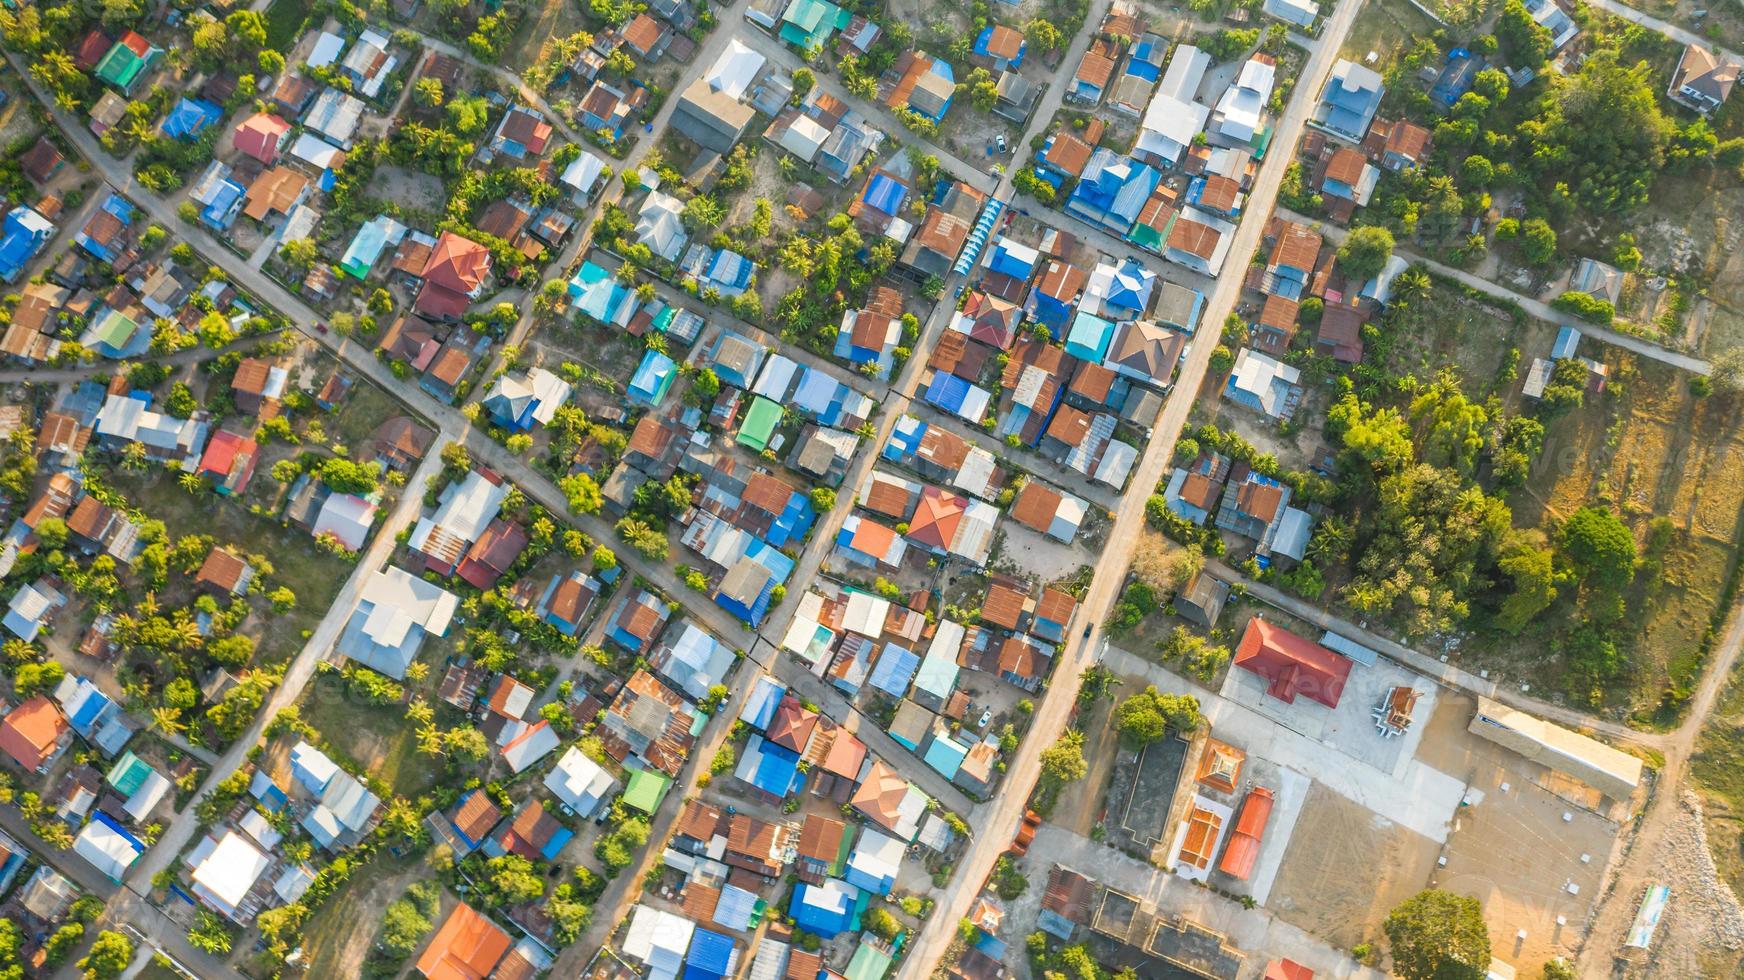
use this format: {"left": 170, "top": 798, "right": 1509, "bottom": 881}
{"left": 74, "top": 193, "right": 135, "bottom": 263}
{"left": 600, "top": 670, "right": 697, "bottom": 776}
{"left": 339, "top": 28, "right": 397, "bottom": 97}
{"left": 242, "top": 166, "right": 310, "bottom": 223}
{"left": 607, "top": 589, "right": 672, "bottom": 654}
{"left": 1251, "top": 293, "right": 1299, "bottom": 356}
{"left": 1066, "top": 311, "right": 1116, "bottom": 363}
{"left": 340, "top": 215, "right": 408, "bottom": 280}
{"left": 1084, "top": 257, "right": 1156, "bottom": 320}
{"left": 683, "top": 245, "right": 757, "bottom": 297}
{"left": 416, "top": 903, "right": 511, "bottom": 980}
{"left": 481, "top": 368, "right": 570, "bottom": 432}
{"left": 790, "top": 880, "right": 859, "bottom": 938}
{"left": 195, "top": 546, "right": 254, "bottom": 597}
{"left": 485, "top": 800, "right": 574, "bottom": 861}
{"left": 160, "top": 97, "right": 222, "bottom": 141}
{"left": 19, "top": 137, "right": 65, "bottom": 186}
{"left": 1105, "top": 319, "right": 1186, "bottom": 388}
{"left": 651, "top": 621, "right": 735, "bottom": 702}
{"left": 1009, "top": 480, "right": 1087, "bottom": 543}
{"left": 1430, "top": 50, "right": 1482, "bottom": 107}
{"left": 0, "top": 695, "right": 69, "bottom": 772}
{"left": 844, "top": 829, "right": 904, "bottom": 895}
{"left": 1134, "top": 45, "right": 1210, "bottom": 168}
{"left": 560, "top": 149, "right": 608, "bottom": 204}
{"left": 994, "top": 70, "right": 1040, "bottom": 123}
{"left": 73, "top": 813, "right": 144, "bottom": 882}
{"left": 1065, "top": 150, "right": 1160, "bottom": 234}
{"left": 545, "top": 746, "right": 617, "bottom": 819}
{"left": 779, "top": 0, "right": 850, "bottom": 50}
{"left": 1164, "top": 208, "right": 1235, "bottom": 277}
{"left": 579, "top": 80, "right": 646, "bottom": 138}
{"left": 335, "top": 566, "right": 459, "bottom": 678}
{"left": 674, "top": 78, "right": 758, "bottom": 154}
{"left": 304, "top": 88, "right": 366, "bottom": 147}
{"left": 106, "top": 751, "right": 170, "bottom": 822}
{"left": 1671, "top": 42, "right": 1739, "bottom": 115}
{"left": 189, "top": 830, "right": 272, "bottom": 923}
{"left": 537, "top": 571, "right": 600, "bottom": 637}
{"left": 233, "top": 112, "right": 292, "bottom": 164}
{"left": 629, "top": 349, "right": 679, "bottom": 407}
{"left": 636, "top": 190, "right": 689, "bottom": 262}
{"left": 489, "top": 105, "right": 553, "bottom": 162}
{"left": 1213, "top": 55, "right": 1275, "bottom": 145}
{"left": 196, "top": 430, "right": 259, "bottom": 495}
{"left": 1070, "top": 38, "right": 1119, "bottom": 104}
{"left": 455, "top": 519, "right": 528, "bottom": 590}
{"left": 415, "top": 231, "right": 491, "bottom": 320}
{"left": 1176, "top": 571, "right": 1229, "bottom": 628}
{"left": 973, "top": 24, "right": 1026, "bottom": 72}
{"left": 1370, "top": 117, "right": 1430, "bottom": 171}
{"left": 1033, "top": 587, "right": 1077, "bottom": 643}
{"left": 1525, "top": 0, "right": 1580, "bottom": 51}
{"left": 1026, "top": 259, "right": 1088, "bottom": 330}
{"left": 1235, "top": 618, "right": 1351, "bottom": 708}
{"left": 0, "top": 208, "right": 54, "bottom": 284}
{"left": 93, "top": 31, "right": 161, "bottom": 95}
{"left": 231, "top": 358, "right": 289, "bottom": 416}
{"left": 1266, "top": 218, "right": 1322, "bottom": 298}
{"left": 851, "top": 759, "right": 929, "bottom": 840}
{"left": 568, "top": 259, "right": 641, "bottom": 326}
{"left": 1316, "top": 303, "right": 1366, "bottom": 364}
{"left": 188, "top": 161, "right": 247, "bottom": 230}
{"left": 1263, "top": 0, "right": 1318, "bottom": 27}
{"left": 886, "top": 51, "right": 956, "bottom": 123}
{"left": 1312, "top": 59, "right": 1383, "bottom": 142}
{"left": 1224, "top": 348, "right": 1301, "bottom": 419}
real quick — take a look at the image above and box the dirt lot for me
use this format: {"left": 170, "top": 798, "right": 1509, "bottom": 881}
{"left": 1416, "top": 693, "right": 1625, "bottom": 975}
{"left": 1263, "top": 779, "right": 1443, "bottom": 951}
{"left": 296, "top": 852, "right": 433, "bottom": 979}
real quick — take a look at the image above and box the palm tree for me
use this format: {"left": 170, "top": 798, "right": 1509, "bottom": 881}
{"left": 151, "top": 707, "right": 187, "bottom": 737}
{"left": 121, "top": 441, "right": 148, "bottom": 471}
{"left": 178, "top": 472, "right": 205, "bottom": 495}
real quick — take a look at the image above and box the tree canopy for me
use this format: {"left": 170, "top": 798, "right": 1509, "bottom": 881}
{"left": 1383, "top": 889, "right": 1491, "bottom": 980}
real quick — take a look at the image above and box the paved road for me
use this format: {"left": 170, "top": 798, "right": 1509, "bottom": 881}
{"left": 128, "top": 444, "right": 452, "bottom": 886}
{"left": 1279, "top": 208, "right": 1713, "bottom": 375}
{"left": 1201, "top": 560, "right": 1666, "bottom": 747}
{"left": 895, "top": 0, "right": 1368, "bottom": 973}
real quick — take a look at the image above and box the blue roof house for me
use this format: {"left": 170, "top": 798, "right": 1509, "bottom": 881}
{"left": 0, "top": 208, "right": 54, "bottom": 283}
{"left": 973, "top": 25, "right": 1026, "bottom": 71}
{"left": 860, "top": 172, "right": 909, "bottom": 221}
{"left": 683, "top": 927, "right": 739, "bottom": 980}
{"left": 986, "top": 237, "right": 1039, "bottom": 281}
{"left": 160, "top": 98, "right": 223, "bottom": 140}
{"left": 867, "top": 644, "right": 920, "bottom": 698}
{"left": 790, "top": 879, "right": 863, "bottom": 938}
{"left": 1430, "top": 50, "right": 1481, "bottom": 107}
{"left": 188, "top": 161, "right": 246, "bottom": 231}
{"left": 629, "top": 350, "right": 678, "bottom": 408}
{"left": 700, "top": 248, "right": 756, "bottom": 297}
{"left": 734, "top": 733, "right": 803, "bottom": 799}
{"left": 1066, "top": 310, "right": 1115, "bottom": 362}
{"left": 1064, "top": 151, "right": 1160, "bottom": 234}
{"left": 340, "top": 215, "right": 408, "bottom": 280}
{"left": 568, "top": 260, "right": 640, "bottom": 327}
{"left": 923, "top": 730, "right": 969, "bottom": 779}
{"left": 709, "top": 330, "right": 767, "bottom": 388}
{"left": 1313, "top": 59, "right": 1385, "bottom": 142}
{"left": 739, "top": 676, "right": 786, "bottom": 730}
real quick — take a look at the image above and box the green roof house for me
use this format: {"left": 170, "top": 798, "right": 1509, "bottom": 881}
{"left": 845, "top": 941, "right": 895, "bottom": 980}
{"left": 737, "top": 395, "right": 783, "bottom": 453}
{"left": 93, "top": 31, "right": 163, "bottom": 95}
{"left": 779, "top": 0, "right": 851, "bottom": 51}
{"left": 623, "top": 766, "right": 672, "bottom": 814}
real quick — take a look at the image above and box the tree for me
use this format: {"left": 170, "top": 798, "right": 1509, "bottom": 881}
{"left": 1039, "top": 729, "right": 1088, "bottom": 783}
{"left": 1025, "top": 17, "right": 1065, "bottom": 51}
{"left": 446, "top": 95, "right": 491, "bottom": 135}
{"left": 790, "top": 67, "right": 815, "bottom": 98}
{"left": 1494, "top": 534, "right": 1557, "bottom": 633}
{"left": 1115, "top": 686, "right": 1201, "bottom": 744}
{"left": 268, "top": 586, "right": 297, "bottom": 612}
{"left": 1559, "top": 505, "right": 1636, "bottom": 590}
{"left": 1336, "top": 226, "right": 1394, "bottom": 283}
{"left": 78, "top": 930, "right": 135, "bottom": 980}
{"left": 279, "top": 238, "right": 318, "bottom": 274}
{"left": 43, "top": 922, "right": 83, "bottom": 965}
{"left": 187, "top": 911, "right": 234, "bottom": 954}
{"left": 681, "top": 195, "right": 725, "bottom": 231}
{"left": 380, "top": 895, "right": 435, "bottom": 957}
{"left": 1383, "top": 890, "right": 1490, "bottom": 980}
{"left": 414, "top": 77, "right": 445, "bottom": 108}
{"left": 485, "top": 854, "right": 546, "bottom": 906}
{"left": 1519, "top": 218, "right": 1557, "bottom": 265}
{"left": 1496, "top": 0, "right": 1552, "bottom": 66}
{"left": 561, "top": 473, "right": 604, "bottom": 515}
{"left": 1522, "top": 50, "right": 1671, "bottom": 213}
{"left": 1541, "top": 959, "right": 1575, "bottom": 980}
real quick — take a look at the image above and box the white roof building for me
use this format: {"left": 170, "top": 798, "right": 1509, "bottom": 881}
{"left": 779, "top": 115, "right": 830, "bottom": 162}
{"left": 304, "top": 88, "right": 366, "bottom": 148}
{"left": 561, "top": 150, "right": 608, "bottom": 201}
{"left": 545, "top": 746, "right": 617, "bottom": 819}
{"left": 1135, "top": 45, "right": 1210, "bottom": 168}
{"left": 288, "top": 132, "right": 346, "bottom": 172}
{"left": 73, "top": 816, "right": 142, "bottom": 882}
{"left": 1227, "top": 348, "right": 1302, "bottom": 418}
{"left": 311, "top": 492, "right": 378, "bottom": 552}
{"left": 307, "top": 31, "right": 345, "bottom": 67}
{"left": 1263, "top": 0, "right": 1319, "bottom": 27}
{"left": 636, "top": 191, "right": 690, "bottom": 262}
{"left": 706, "top": 38, "right": 767, "bottom": 100}
{"left": 408, "top": 469, "right": 509, "bottom": 565}
{"left": 334, "top": 566, "right": 459, "bottom": 678}
{"left": 190, "top": 830, "right": 272, "bottom": 921}
{"left": 624, "top": 903, "right": 697, "bottom": 979}
{"left": 1213, "top": 57, "right": 1276, "bottom": 144}
{"left": 501, "top": 720, "right": 560, "bottom": 773}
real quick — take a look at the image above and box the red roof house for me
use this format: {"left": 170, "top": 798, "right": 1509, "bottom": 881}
{"left": 415, "top": 901, "right": 510, "bottom": 979}
{"left": 1216, "top": 786, "right": 1274, "bottom": 880}
{"left": 1264, "top": 960, "right": 1314, "bottom": 980}
{"left": 1234, "top": 619, "right": 1350, "bottom": 708}
{"left": 233, "top": 112, "right": 292, "bottom": 165}
{"left": 415, "top": 231, "right": 492, "bottom": 320}
{"left": 454, "top": 519, "right": 528, "bottom": 590}
{"left": 197, "top": 430, "right": 259, "bottom": 496}
{"left": 0, "top": 695, "right": 69, "bottom": 772}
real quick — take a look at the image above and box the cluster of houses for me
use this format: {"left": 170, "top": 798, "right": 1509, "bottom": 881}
{"left": 778, "top": 578, "right": 1076, "bottom": 781}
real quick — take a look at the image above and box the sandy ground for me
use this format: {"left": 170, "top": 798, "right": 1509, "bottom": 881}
{"left": 1615, "top": 790, "right": 1744, "bottom": 979}
{"left": 1264, "top": 780, "right": 1443, "bottom": 950}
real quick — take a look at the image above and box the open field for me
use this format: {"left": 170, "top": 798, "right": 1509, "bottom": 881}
{"left": 104, "top": 467, "right": 349, "bottom": 666}
{"left": 293, "top": 851, "right": 431, "bottom": 980}
{"left": 296, "top": 642, "right": 457, "bottom": 799}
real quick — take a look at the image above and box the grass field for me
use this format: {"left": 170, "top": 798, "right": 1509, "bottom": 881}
{"left": 1693, "top": 657, "right": 1744, "bottom": 898}
{"left": 297, "top": 639, "right": 459, "bottom": 799}
{"left": 505, "top": 0, "right": 593, "bottom": 75}
{"left": 262, "top": 0, "right": 314, "bottom": 54}
{"left": 105, "top": 467, "right": 349, "bottom": 667}
{"left": 1341, "top": 0, "right": 1440, "bottom": 65}
{"left": 294, "top": 851, "right": 429, "bottom": 980}
{"left": 1383, "top": 281, "right": 1552, "bottom": 408}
